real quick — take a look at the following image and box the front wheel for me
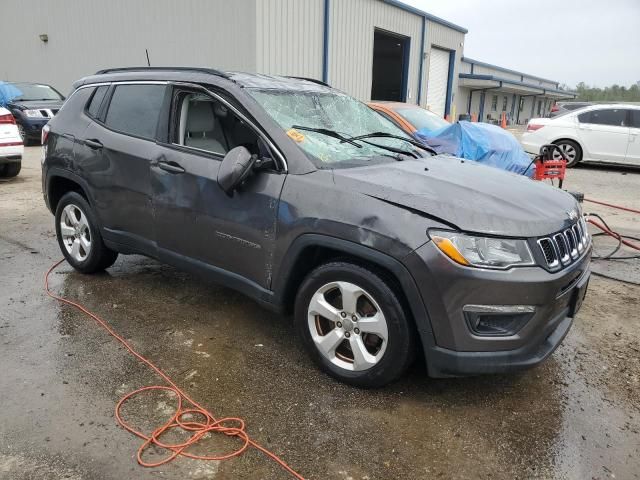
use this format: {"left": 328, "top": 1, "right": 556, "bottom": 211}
{"left": 55, "top": 192, "right": 118, "bottom": 273}
{"left": 552, "top": 140, "right": 582, "bottom": 167}
{"left": 295, "top": 261, "right": 415, "bottom": 388}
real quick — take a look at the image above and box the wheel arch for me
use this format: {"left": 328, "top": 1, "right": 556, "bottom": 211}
{"left": 272, "top": 234, "right": 436, "bottom": 357}
{"left": 551, "top": 137, "right": 583, "bottom": 152}
{"left": 46, "top": 169, "right": 94, "bottom": 213}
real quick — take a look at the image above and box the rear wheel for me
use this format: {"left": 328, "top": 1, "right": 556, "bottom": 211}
{"left": 552, "top": 140, "right": 582, "bottom": 167}
{"left": 0, "top": 162, "right": 21, "bottom": 178}
{"left": 55, "top": 192, "right": 118, "bottom": 273}
{"left": 295, "top": 261, "right": 415, "bottom": 388}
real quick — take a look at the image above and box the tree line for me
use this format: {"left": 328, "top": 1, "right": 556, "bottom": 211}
{"left": 564, "top": 82, "right": 640, "bottom": 102}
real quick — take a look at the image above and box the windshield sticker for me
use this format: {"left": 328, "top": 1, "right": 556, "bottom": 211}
{"left": 287, "top": 128, "right": 305, "bottom": 143}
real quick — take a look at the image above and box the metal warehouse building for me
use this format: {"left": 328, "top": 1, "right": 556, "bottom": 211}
{"left": 2, "top": 0, "right": 575, "bottom": 123}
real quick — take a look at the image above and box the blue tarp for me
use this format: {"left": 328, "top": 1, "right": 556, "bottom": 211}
{"left": 415, "top": 121, "right": 534, "bottom": 177}
{"left": 0, "top": 82, "right": 23, "bottom": 107}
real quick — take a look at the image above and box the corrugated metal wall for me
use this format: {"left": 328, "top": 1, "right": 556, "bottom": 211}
{"left": 0, "top": 0, "right": 258, "bottom": 93}
{"left": 2, "top": 0, "right": 470, "bottom": 111}
{"left": 255, "top": 0, "right": 324, "bottom": 79}
{"left": 327, "top": 0, "right": 423, "bottom": 102}
{"left": 474, "top": 64, "right": 520, "bottom": 82}
{"left": 423, "top": 21, "right": 465, "bottom": 113}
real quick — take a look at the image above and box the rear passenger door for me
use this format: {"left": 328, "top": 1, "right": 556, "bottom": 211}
{"left": 577, "top": 108, "right": 629, "bottom": 163}
{"left": 151, "top": 85, "right": 286, "bottom": 290}
{"left": 81, "top": 82, "right": 167, "bottom": 253}
{"left": 626, "top": 109, "right": 640, "bottom": 166}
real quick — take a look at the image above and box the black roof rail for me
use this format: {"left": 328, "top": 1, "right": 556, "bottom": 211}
{"left": 285, "top": 76, "right": 330, "bottom": 87}
{"left": 95, "top": 66, "right": 229, "bottom": 78}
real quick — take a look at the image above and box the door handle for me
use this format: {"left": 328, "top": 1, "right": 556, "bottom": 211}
{"left": 84, "top": 138, "right": 103, "bottom": 149}
{"left": 158, "top": 161, "right": 185, "bottom": 174}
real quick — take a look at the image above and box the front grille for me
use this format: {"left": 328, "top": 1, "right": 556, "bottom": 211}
{"left": 537, "top": 218, "right": 589, "bottom": 270}
{"left": 539, "top": 238, "right": 558, "bottom": 267}
{"left": 37, "top": 109, "right": 56, "bottom": 118}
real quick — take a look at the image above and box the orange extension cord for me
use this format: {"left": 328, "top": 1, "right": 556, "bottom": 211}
{"left": 587, "top": 218, "right": 640, "bottom": 251}
{"left": 584, "top": 198, "right": 640, "bottom": 216}
{"left": 45, "top": 259, "right": 306, "bottom": 479}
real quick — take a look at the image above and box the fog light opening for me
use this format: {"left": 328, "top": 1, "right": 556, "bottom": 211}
{"left": 463, "top": 305, "right": 535, "bottom": 337}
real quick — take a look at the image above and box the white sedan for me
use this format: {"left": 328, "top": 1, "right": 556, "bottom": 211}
{"left": 0, "top": 106, "right": 23, "bottom": 178}
{"left": 521, "top": 104, "right": 640, "bottom": 167}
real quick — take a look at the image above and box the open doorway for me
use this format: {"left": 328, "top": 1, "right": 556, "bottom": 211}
{"left": 371, "top": 29, "right": 410, "bottom": 102}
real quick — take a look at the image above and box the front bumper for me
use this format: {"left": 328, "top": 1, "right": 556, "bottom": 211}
{"left": 406, "top": 240, "right": 591, "bottom": 377}
{"left": 17, "top": 118, "right": 49, "bottom": 141}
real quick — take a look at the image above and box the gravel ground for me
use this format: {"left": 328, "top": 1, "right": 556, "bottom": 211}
{"left": 0, "top": 147, "right": 638, "bottom": 480}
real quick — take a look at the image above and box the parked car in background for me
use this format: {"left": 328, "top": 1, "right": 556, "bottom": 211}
{"left": 0, "top": 107, "right": 23, "bottom": 178}
{"left": 0, "top": 81, "right": 64, "bottom": 145}
{"left": 368, "top": 101, "right": 449, "bottom": 134}
{"left": 42, "top": 68, "right": 590, "bottom": 387}
{"left": 369, "top": 101, "right": 533, "bottom": 176}
{"left": 549, "top": 101, "right": 592, "bottom": 118}
{"left": 522, "top": 104, "right": 640, "bottom": 167}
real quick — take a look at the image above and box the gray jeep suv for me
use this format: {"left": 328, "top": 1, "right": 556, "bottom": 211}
{"left": 42, "top": 68, "right": 591, "bottom": 387}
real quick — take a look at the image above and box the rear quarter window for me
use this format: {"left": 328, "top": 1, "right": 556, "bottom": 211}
{"left": 86, "top": 85, "right": 109, "bottom": 119}
{"left": 104, "top": 84, "right": 166, "bottom": 140}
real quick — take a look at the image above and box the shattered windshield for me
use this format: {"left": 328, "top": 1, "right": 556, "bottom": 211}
{"left": 247, "top": 88, "right": 422, "bottom": 166}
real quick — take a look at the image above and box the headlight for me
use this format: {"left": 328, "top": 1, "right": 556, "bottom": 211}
{"left": 429, "top": 230, "right": 535, "bottom": 269}
{"left": 24, "top": 109, "right": 44, "bottom": 118}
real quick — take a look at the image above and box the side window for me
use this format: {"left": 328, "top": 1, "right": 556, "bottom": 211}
{"left": 631, "top": 110, "right": 640, "bottom": 129}
{"left": 577, "top": 111, "right": 591, "bottom": 123}
{"left": 173, "top": 91, "right": 262, "bottom": 157}
{"left": 104, "top": 84, "right": 166, "bottom": 140}
{"left": 582, "top": 108, "right": 627, "bottom": 127}
{"left": 86, "top": 85, "right": 108, "bottom": 119}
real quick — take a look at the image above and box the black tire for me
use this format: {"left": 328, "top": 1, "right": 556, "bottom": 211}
{"left": 295, "top": 261, "right": 415, "bottom": 388}
{"left": 553, "top": 139, "right": 582, "bottom": 167}
{"left": 55, "top": 192, "right": 118, "bottom": 273}
{"left": 0, "top": 162, "right": 21, "bottom": 178}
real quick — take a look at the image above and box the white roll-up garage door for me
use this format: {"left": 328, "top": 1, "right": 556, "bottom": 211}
{"left": 426, "top": 48, "right": 450, "bottom": 117}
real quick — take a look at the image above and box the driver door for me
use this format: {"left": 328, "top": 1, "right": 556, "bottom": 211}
{"left": 151, "top": 86, "right": 286, "bottom": 289}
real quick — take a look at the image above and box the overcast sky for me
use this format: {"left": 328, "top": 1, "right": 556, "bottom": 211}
{"left": 404, "top": 0, "right": 640, "bottom": 88}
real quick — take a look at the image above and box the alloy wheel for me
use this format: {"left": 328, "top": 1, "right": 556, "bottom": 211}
{"left": 60, "top": 204, "right": 92, "bottom": 262}
{"left": 553, "top": 143, "right": 576, "bottom": 162}
{"left": 307, "top": 281, "right": 388, "bottom": 371}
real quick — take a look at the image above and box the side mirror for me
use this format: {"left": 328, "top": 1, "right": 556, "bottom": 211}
{"left": 217, "top": 146, "right": 257, "bottom": 195}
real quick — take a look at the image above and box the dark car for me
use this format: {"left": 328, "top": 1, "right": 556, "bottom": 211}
{"left": 549, "top": 101, "right": 592, "bottom": 118}
{"left": 2, "top": 82, "right": 65, "bottom": 144}
{"left": 42, "top": 68, "right": 591, "bottom": 387}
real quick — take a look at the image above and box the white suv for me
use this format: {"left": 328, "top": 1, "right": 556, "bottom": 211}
{"left": 522, "top": 104, "right": 640, "bottom": 167}
{"left": 0, "top": 107, "right": 23, "bottom": 178}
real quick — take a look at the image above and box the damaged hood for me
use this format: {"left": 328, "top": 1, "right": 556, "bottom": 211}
{"left": 331, "top": 155, "right": 580, "bottom": 238}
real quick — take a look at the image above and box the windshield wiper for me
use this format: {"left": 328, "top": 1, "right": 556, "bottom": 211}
{"left": 343, "top": 132, "right": 437, "bottom": 155}
{"left": 358, "top": 140, "right": 417, "bottom": 159}
{"left": 291, "top": 125, "right": 362, "bottom": 148}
